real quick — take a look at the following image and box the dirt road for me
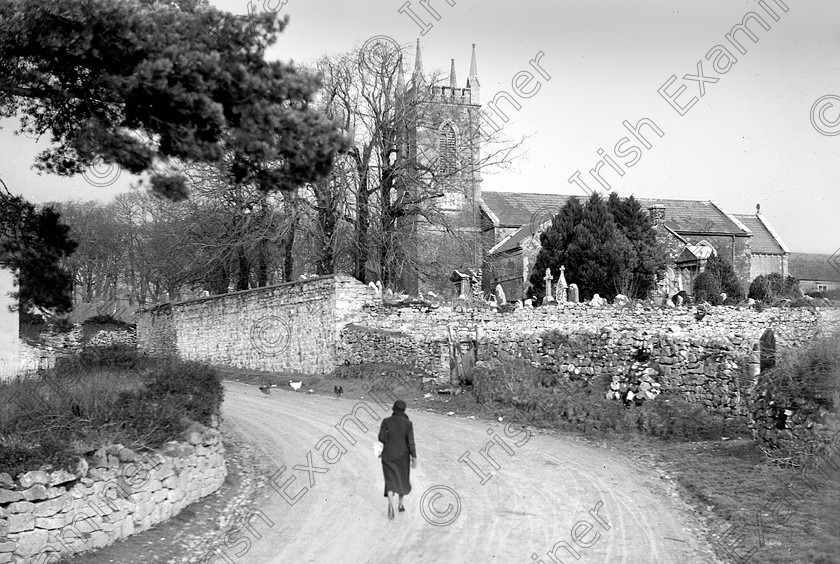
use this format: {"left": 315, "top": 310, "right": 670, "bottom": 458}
{"left": 211, "top": 381, "right": 721, "bottom": 564}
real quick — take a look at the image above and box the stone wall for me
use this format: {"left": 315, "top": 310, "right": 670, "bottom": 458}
{"left": 339, "top": 302, "right": 828, "bottom": 420}
{"left": 0, "top": 426, "right": 226, "bottom": 563}
{"left": 747, "top": 317, "right": 840, "bottom": 453}
{"left": 137, "top": 275, "right": 375, "bottom": 375}
{"left": 4, "top": 326, "right": 137, "bottom": 378}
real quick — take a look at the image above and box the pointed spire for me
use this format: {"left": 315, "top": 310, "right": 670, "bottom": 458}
{"left": 469, "top": 43, "right": 478, "bottom": 80}
{"left": 396, "top": 54, "right": 406, "bottom": 94}
{"left": 413, "top": 38, "right": 423, "bottom": 76}
{"left": 467, "top": 43, "right": 480, "bottom": 103}
{"left": 449, "top": 59, "right": 457, "bottom": 89}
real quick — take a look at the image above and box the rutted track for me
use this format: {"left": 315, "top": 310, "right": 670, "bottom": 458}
{"left": 219, "top": 381, "right": 720, "bottom": 563}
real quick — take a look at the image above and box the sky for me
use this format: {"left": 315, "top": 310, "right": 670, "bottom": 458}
{"left": 1, "top": 0, "right": 838, "bottom": 253}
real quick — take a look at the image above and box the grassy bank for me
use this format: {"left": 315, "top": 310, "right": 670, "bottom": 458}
{"left": 0, "top": 346, "right": 223, "bottom": 477}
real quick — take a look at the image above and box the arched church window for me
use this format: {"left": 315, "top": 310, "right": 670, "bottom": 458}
{"left": 439, "top": 124, "right": 457, "bottom": 174}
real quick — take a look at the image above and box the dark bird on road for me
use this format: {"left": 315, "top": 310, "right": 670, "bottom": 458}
{"left": 334, "top": 385, "right": 343, "bottom": 398}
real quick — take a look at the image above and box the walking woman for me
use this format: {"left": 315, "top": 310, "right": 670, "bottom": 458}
{"left": 378, "top": 400, "right": 417, "bottom": 519}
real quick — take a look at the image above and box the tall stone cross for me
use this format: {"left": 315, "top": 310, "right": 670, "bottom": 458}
{"left": 543, "top": 268, "right": 555, "bottom": 303}
{"left": 557, "top": 265, "right": 568, "bottom": 303}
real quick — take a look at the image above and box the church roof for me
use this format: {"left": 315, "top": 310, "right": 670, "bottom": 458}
{"left": 480, "top": 192, "right": 579, "bottom": 228}
{"left": 788, "top": 253, "right": 840, "bottom": 282}
{"left": 482, "top": 191, "right": 750, "bottom": 255}
{"left": 733, "top": 214, "right": 789, "bottom": 255}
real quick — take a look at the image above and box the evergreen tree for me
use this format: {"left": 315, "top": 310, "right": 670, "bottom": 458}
{"left": 529, "top": 193, "right": 651, "bottom": 302}
{"left": 1, "top": 188, "right": 77, "bottom": 313}
{"left": 606, "top": 193, "right": 664, "bottom": 298}
{"left": 703, "top": 254, "right": 742, "bottom": 302}
{"left": 0, "top": 0, "right": 348, "bottom": 200}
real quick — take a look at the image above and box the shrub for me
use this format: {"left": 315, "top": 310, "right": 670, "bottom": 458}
{"left": 0, "top": 439, "right": 79, "bottom": 479}
{"left": 143, "top": 360, "right": 224, "bottom": 427}
{"left": 749, "top": 273, "right": 800, "bottom": 303}
{"left": 704, "top": 254, "right": 743, "bottom": 301}
{"left": 55, "top": 344, "right": 148, "bottom": 374}
{"left": 692, "top": 271, "right": 722, "bottom": 305}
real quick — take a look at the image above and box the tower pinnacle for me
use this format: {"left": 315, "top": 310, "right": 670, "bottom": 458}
{"left": 467, "top": 44, "right": 480, "bottom": 103}
{"left": 413, "top": 38, "right": 424, "bottom": 85}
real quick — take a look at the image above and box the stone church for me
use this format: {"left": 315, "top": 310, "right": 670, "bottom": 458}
{"left": 401, "top": 42, "right": 790, "bottom": 301}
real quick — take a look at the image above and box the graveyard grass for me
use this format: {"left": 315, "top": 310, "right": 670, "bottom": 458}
{"left": 221, "top": 331, "right": 840, "bottom": 564}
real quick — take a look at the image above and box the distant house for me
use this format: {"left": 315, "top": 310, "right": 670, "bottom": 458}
{"left": 480, "top": 192, "right": 788, "bottom": 301}
{"left": 788, "top": 253, "right": 840, "bottom": 293}
{"left": 733, "top": 208, "right": 790, "bottom": 280}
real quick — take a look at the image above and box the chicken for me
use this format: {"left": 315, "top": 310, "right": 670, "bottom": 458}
{"left": 289, "top": 380, "right": 303, "bottom": 392}
{"left": 334, "top": 385, "right": 343, "bottom": 398}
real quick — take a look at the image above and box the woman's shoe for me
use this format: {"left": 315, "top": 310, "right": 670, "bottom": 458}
{"left": 398, "top": 505, "right": 405, "bottom": 512}
{"left": 388, "top": 504, "right": 395, "bottom": 520}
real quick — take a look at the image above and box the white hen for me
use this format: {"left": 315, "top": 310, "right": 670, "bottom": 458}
{"left": 289, "top": 380, "right": 303, "bottom": 392}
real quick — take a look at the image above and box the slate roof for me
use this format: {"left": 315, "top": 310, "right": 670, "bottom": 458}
{"left": 480, "top": 192, "right": 580, "bottom": 228}
{"left": 788, "top": 253, "right": 840, "bottom": 282}
{"left": 734, "top": 214, "right": 788, "bottom": 254}
{"left": 483, "top": 191, "right": 749, "bottom": 255}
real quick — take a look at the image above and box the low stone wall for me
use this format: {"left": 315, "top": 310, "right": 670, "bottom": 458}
{"left": 340, "top": 303, "right": 829, "bottom": 421}
{"left": 137, "top": 275, "right": 375, "bottom": 375}
{"left": 339, "top": 324, "right": 449, "bottom": 377}
{"left": 0, "top": 426, "right": 226, "bottom": 563}
{"left": 6, "top": 326, "right": 137, "bottom": 377}
{"left": 352, "top": 302, "right": 822, "bottom": 348}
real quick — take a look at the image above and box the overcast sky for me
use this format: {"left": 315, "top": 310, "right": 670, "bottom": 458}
{"left": 1, "top": 0, "right": 838, "bottom": 253}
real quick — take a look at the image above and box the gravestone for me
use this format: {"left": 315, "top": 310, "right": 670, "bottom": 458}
{"left": 451, "top": 271, "right": 470, "bottom": 299}
{"left": 760, "top": 328, "right": 776, "bottom": 372}
{"left": 568, "top": 284, "right": 579, "bottom": 303}
{"left": 590, "top": 293, "right": 606, "bottom": 307}
{"left": 495, "top": 283, "right": 507, "bottom": 306}
{"left": 557, "top": 265, "right": 568, "bottom": 303}
{"left": 543, "top": 268, "right": 555, "bottom": 303}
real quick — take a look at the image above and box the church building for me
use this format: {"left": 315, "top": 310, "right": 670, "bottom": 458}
{"left": 397, "top": 42, "right": 790, "bottom": 301}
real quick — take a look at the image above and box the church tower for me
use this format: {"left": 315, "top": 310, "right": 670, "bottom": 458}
{"left": 400, "top": 41, "right": 485, "bottom": 295}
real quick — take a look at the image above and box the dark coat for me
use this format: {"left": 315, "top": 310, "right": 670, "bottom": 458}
{"left": 378, "top": 412, "right": 416, "bottom": 497}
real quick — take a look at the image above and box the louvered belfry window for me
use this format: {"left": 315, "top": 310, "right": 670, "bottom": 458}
{"left": 440, "top": 125, "right": 457, "bottom": 174}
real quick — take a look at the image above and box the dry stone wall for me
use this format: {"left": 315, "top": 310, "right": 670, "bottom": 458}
{"left": 0, "top": 426, "right": 225, "bottom": 563}
{"left": 137, "top": 275, "right": 375, "bottom": 375}
{"left": 340, "top": 303, "right": 828, "bottom": 421}
{"left": 14, "top": 326, "right": 137, "bottom": 375}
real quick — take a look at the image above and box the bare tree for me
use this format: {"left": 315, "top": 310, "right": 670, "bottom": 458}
{"left": 309, "top": 41, "right": 524, "bottom": 290}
